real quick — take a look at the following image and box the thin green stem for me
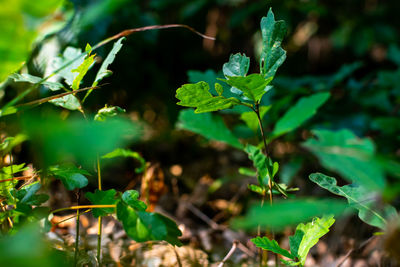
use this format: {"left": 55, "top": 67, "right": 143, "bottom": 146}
{"left": 74, "top": 209, "right": 80, "bottom": 267}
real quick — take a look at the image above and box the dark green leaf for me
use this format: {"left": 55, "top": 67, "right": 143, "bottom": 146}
{"left": 252, "top": 236, "right": 295, "bottom": 259}
{"left": 303, "top": 129, "right": 386, "bottom": 190}
{"left": 177, "top": 109, "right": 243, "bottom": 149}
{"left": 116, "top": 202, "right": 182, "bottom": 246}
{"left": 49, "top": 94, "right": 81, "bottom": 111}
{"left": 309, "top": 173, "right": 397, "bottom": 229}
{"left": 49, "top": 164, "right": 89, "bottom": 190}
{"left": 85, "top": 189, "right": 117, "bottom": 217}
{"left": 176, "top": 81, "right": 240, "bottom": 113}
{"left": 121, "top": 190, "right": 147, "bottom": 211}
{"left": 233, "top": 198, "right": 347, "bottom": 230}
{"left": 271, "top": 92, "right": 330, "bottom": 139}
{"left": 260, "top": 8, "right": 287, "bottom": 79}
{"left": 244, "top": 144, "right": 272, "bottom": 187}
{"left": 102, "top": 148, "right": 146, "bottom": 173}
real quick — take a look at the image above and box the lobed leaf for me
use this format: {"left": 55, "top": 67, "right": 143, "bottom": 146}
{"left": 244, "top": 144, "right": 272, "bottom": 187}
{"left": 260, "top": 8, "right": 287, "bottom": 80}
{"left": 222, "top": 53, "right": 250, "bottom": 78}
{"left": 49, "top": 164, "right": 90, "bottom": 191}
{"left": 85, "top": 189, "right": 117, "bottom": 217}
{"left": 309, "top": 173, "right": 397, "bottom": 229}
{"left": 176, "top": 81, "right": 240, "bottom": 113}
{"left": 289, "top": 215, "right": 335, "bottom": 265}
{"left": 224, "top": 74, "right": 272, "bottom": 102}
{"left": 71, "top": 44, "right": 95, "bottom": 90}
{"left": 252, "top": 236, "right": 295, "bottom": 259}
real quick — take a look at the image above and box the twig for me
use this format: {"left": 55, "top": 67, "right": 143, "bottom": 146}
{"left": 186, "top": 202, "right": 221, "bottom": 230}
{"left": 336, "top": 236, "right": 376, "bottom": 267}
{"left": 0, "top": 175, "right": 37, "bottom": 183}
{"left": 171, "top": 245, "right": 183, "bottom": 267}
{"left": 218, "top": 240, "right": 239, "bottom": 267}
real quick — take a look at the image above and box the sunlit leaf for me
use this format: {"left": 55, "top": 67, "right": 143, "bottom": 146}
{"left": 289, "top": 215, "right": 335, "bottom": 265}
{"left": 71, "top": 44, "right": 95, "bottom": 90}
{"left": 223, "top": 74, "right": 272, "bottom": 102}
{"left": 49, "top": 94, "right": 81, "bottom": 110}
{"left": 271, "top": 92, "right": 330, "bottom": 139}
{"left": 177, "top": 109, "right": 243, "bottom": 149}
{"left": 223, "top": 53, "right": 250, "bottom": 77}
{"left": 94, "top": 105, "right": 126, "bottom": 121}
{"left": 309, "top": 173, "right": 397, "bottom": 229}
{"left": 244, "top": 144, "right": 272, "bottom": 187}
{"left": 252, "top": 236, "right": 294, "bottom": 259}
{"left": 85, "top": 189, "right": 117, "bottom": 217}
{"left": 176, "top": 81, "right": 240, "bottom": 113}
{"left": 9, "top": 73, "right": 64, "bottom": 91}
{"left": 303, "top": 129, "right": 385, "bottom": 190}
{"left": 260, "top": 8, "right": 287, "bottom": 79}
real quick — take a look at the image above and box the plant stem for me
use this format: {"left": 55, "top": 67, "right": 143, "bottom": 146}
{"left": 96, "top": 155, "right": 102, "bottom": 265}
{"left": 74, "top": 191, "right": 80, "bottom": 267}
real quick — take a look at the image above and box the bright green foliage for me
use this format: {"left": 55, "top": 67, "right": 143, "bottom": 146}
{"left": 71, "top": 44, "right": 95, "bottom": 90}
{"left": 94, "top": 105, "right": 126, "bottom": 121}
{"left": 222, "top": 53, "right": 250, "bottom": 77}
{"left": 0, "top": 135, "right": 27, "bottom": 155}
{"left": 52, "top": 47, "right": 86, "bottom": 86}
{"left": 49, "top": 95, "right": 81, "bottom": 111}
{"left": 251, "top": 216, "right": 335, "bottom": 266}
{"left": 303, "top": 129, "right": 385, "bottom": 190}
{"left": 240, "top": 105, "right": 271, "bottom": 132}
{"left": 271, "top": 92, "right": 330, "bottom": 139}
{"left": 260, "top": 8, "right": 287, "bottom": 79}
{"left": 309, "top": 173, "right": 398, "bottom": 229}
{"left": 9, "top": 73, "right": 64, "bottom": 91}
{"left": 85, "top": 189, "right": 118, "bottom": 217}
{"left": 251, "top": 236, "right": 295, "bottom": 259}
{"left": 244, "top": 144, "right": 274, "bottom": 187}
{"left": 289, "top": 215, "right": 335, "bottom": 266}
{"left": 224, "top": 74, "right": 272, "bottom": 102}
{"left": 102, "top": 148, "right": 146, "bottom": 173}
{"left": 176, "top": 81, "right": 240, "bottom": 113}
{"left": 48, "top": 164, "right": 90, "bottom": 191}
{"left": 0, "top": 164, "right": 29, "bottom": 198}
{"left": 233, "top": 199, "right": 346, "bottom": 230}
{"left": 177, "top": 109, "right": 243, "bottom": 149}
{"left": 20, "top": 115, "right": 139, "bottom": 165}
{"left": 116, "top": 201, "right": 182, "bottom": 246}
{"left": 0, "top": 0, "right": 62, "bottom": 82}
{"left": 92, "top": 38, "right": 125, "bottom": 87}
{"left": 121, "top": 190, "right": 147, "bottom": 211}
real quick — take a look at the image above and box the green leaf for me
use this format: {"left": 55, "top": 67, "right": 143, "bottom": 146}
{"left": 309, "top": 173, "right": 397, "bottom": 229}
{"left": 9, "top": 73, "right": 64, "bottom": 91}
{"left": 244, "top": 144, "right": 272, "bottom": 187}
{"left": 116, "top": 202, "right": 182, "bottom": 246}
{"left": 85, "top": 189, "right": 117, "bottom": 217}
{"left": 222, "top": 53, "right": 250, "bottom": 77}
{"left": 0, "top": 135, "right": 27, "bottom": 155}
{"left": 233, "top": 198, "right": 347, "bottom": 230}
{"left": 52, "top": 47, "right": 86, "bottom": 86}
{"left": 94, "top": 105, "right": 126, "bottom": 121}
{"left": 48, "top": 164, "right": 90, "bottom": 191}
{"left": 271, "top": 92, "right": 330, "bottom": 139}
{"left": 102, "top": 148, "right": 146, "bottom": 173}
{"left": 176, "top": 81, "right": 239, "bottom": 113}
{"left": 16, "top": 182, "right": 49, "bottom": 206}
{"left": 49, "top": 94, "right": 81, "bottom": 110}
{"left": 121, "top": 190, "right": 147, "bottom": 211}
{"left": 303, "top": 129, "right": 386, "bottom": 190}
{"left": 248, "top": 184, "right": 264, "bottom": 195}
{"left": 240, "top": 105, "right": 271, "bottom": 132}
{"left": 20, "top": 114, "right": 140, "bottom": 165}
{"left": 224, "top": 74, "right": 272, "bottom": 102}
{"left": 92, "top": 37, "right": 124, "bottom": 86}
{"left": 252, "top": 236, "right": 295, "bottom": 259}
{"left": 177, "top": 109, "right": 243, "bottom": 149}
{"left": 289, "top": 215, "right": 335, "bottom": 265}
{"left": 71, "top": 45, "right": 95, "bottom": 90}
{"left": 260, "top": 8, "right": 287, "bottom": 79}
